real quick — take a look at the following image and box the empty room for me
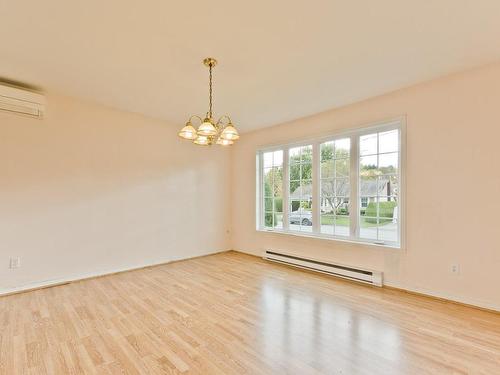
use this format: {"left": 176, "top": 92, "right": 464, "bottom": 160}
{"left": 1, "top": 1, "right": 500, "bottom": 374}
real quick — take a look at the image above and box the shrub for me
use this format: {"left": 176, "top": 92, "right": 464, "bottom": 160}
{"left": 336, "top": 207, "right": 348, "bottom": 215}
{"left": 365, "top": 201, "right": 397, "bottom": 223}
{"left": 265, "top": 212, "right": 283, "bottom": 227}
{"left": 265, "top": 212, "right": 273, "bottom": 226}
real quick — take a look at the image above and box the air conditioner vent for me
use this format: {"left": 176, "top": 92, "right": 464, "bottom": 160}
{"left": 0, "top": 84, "right": 45, "bottom": 119}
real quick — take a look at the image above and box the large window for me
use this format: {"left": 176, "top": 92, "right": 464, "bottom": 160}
{"left": 257, "top": 119, "right": 404, "bottom": 248}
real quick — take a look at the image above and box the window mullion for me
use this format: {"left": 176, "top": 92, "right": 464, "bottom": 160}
{"left": 312, "top": 142, "right": 320, "bottom": 233}
{"left": 283, "top": 148, "right": 290, "bottom": 231}
{"left": 350, "top": 135, "right": 359, "bottom": 239}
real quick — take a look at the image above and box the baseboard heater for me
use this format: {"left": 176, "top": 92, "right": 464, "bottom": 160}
{"left": 263, "top": 250, "right": 383, "bottom": 286}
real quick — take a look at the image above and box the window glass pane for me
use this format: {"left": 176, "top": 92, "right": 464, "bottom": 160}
{"left": 388, "top": 175, "right": 399, "bottom": 197}
{"left": 263, "top": 167, "right": 273, "bottom": 179}
{"left": 264, "top": 198, "right": 273, "bottom": 211}
{"left": 320, "top": 214, "right": 335, "bottom": 225}
{"left": 320, "top": 196, "right": 334, "bottom": 214}
{"left": 264, "top": 212, "right": 274, "bottom": 228}
{"left": 360, "top": 133, "right": 377, "bottom": 155}
{"left": 363, "top": 198, "right": 379, "bottom": 218}
{"left": 264, "top": 168, "right": 273, "bottom": 197}
{"left": 289, "top": 164, "right": 300, "bottom": 181}
{"left": 335, "top": 138, "right": 350, "bottom": 157}
{"left": 321, "top": 141, "right": 334, "bottom": 161}
{"left": 321, "top": 179, "right": 334, "bottom": 198}
{"left": 360, "top": 176, "right": 377, "bottom": 196}
{"left": 334, "top": 198, "right": 350, "bottom": 215}
{"left": 320, "top": 214, "right": 334, "bottom": 235}
{"left": 289, "top": 202, "right": 303, "bottom": 226}
{"left": 321, "top": 160, "right": 334, "bottom": 179}
{"left": 301, "top": 145, "right": 313, "bottom": 163}
{"left": 360, "top": 226, "right": 377, "bottom": 240}
{"left": 334, "top": 178, "right": 350, "bottom": 197}
{"left": 299, "top": 211, "right": 313, "bottom": 232}
{"left": 272, "top": 167, "right": 283, "bottom": 197}
{"left": 378, "top": 152, "right": 398, "bottom": 174}
{"left": 300, "top": 199, "right": 312, "bottom": 211}
{"left": 300, "top": 164, "right": 312, "bottom": 180}
{"left": 289, "top": 147, "right": 301, "bottom": 163}
{"left": 378, "top": 176, "right": 399, "bottom": 197}
{"left": 360, "top": 198, "right": 376, "bottom": 217}
{"left": 290, "top": 200, "right": 301, "bottom": 214}
{"left": 289, "top": 182, "right": 301, "bottom": 200}
{"left": 360, "top": 197, "right": 369, "bottom": 208}
{"left": 379, "top": 130, "right": 398, "bottom": 153}
{"left": 289, "top": 200, "right": 313, "bottom": 231}
{"left": 335, "top": 159, "right": 349, "bottom": 177}
{"left": 378, "top": 200, "right": 398, "bottom": 222}
{"left": 299, "top": 180, "right": 312, "bottom": 199}
{"left": 299, "top": 213, "right": 313, "bottom": 227}
{"left": 263, "top": 152, "right": 273, "bottom": 168}
{"left": 274, "top": 198, "right": 283, "bottom": 213}
{"left": 360, "top": 155, "right": 378, "bottom": 174}
{"left": 379, "top": 221, "right": 398, "bottom": 242}
{"left": 273, "top": 150, "right": 283, "bottom": 166}
{"left": 334, "top": 216, "right": 350, "bottom": 236}
{"left": 274, "top": 213, "right": 284, "bottom": 229}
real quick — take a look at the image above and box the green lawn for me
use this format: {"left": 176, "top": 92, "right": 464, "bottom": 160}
{"left": 320, "top": 215, "right": 392, "bottom": 228}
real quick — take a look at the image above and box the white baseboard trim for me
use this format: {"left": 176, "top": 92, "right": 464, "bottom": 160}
{"left": 383, "top": 281, "right": 500, "bottom": 313}
{"left": 0, "top": 249, "right": 229, "bottom": 297}
{"left": 234, "top": 248, "right": 500, "bottom": 313}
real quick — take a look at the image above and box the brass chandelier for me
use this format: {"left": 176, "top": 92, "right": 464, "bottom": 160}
{"left": 178, "top": 57, "right": 239, "bottom": 146}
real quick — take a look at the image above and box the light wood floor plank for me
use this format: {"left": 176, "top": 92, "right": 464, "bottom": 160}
{"left": 1, "top": 251, "right": 499, "bottom": 374}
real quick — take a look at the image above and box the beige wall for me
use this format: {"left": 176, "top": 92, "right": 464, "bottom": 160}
{"left": 231, "top": 63, "right": 500, "bottom": 311}
{"left": 1, "top": 93, "right": 232, "bottom": 294}
{"left": 2, "top": 64, "right": 500, "bottom": 311}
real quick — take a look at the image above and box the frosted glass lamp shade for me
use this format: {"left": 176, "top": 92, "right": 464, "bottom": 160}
{"left": 193, "top": 135, "right": 209, "bottom": 145}
{"left": 178, "top": 122, "right": 197, "bottom": 140}
{"left": 216, "top": 137, "right": 234, "bottom": 146}
{"left": 220, "top": 124, "right": 239, "bottom": 140}
{"left": 197, "top": 118, "right": 217, "bottom": 136}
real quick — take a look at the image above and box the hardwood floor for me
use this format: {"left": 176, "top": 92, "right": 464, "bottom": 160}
{"left": 1, "top": 251, "right": 499, "bottom": 374}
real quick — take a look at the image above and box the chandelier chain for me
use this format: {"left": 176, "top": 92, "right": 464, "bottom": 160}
{"left": 209, "top": 64, "right": 213, "bottom": 118}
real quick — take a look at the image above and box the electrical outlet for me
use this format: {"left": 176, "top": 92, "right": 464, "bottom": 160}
{"left": 9, "top": 257, "right": 20, "bottom": 269}
{"left": 451, "top": 264, "right": 460, "bottom": 275}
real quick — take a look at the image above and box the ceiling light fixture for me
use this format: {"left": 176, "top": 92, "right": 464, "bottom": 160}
{"left": 178, "top": 57, "right": 239, "bottom": 146}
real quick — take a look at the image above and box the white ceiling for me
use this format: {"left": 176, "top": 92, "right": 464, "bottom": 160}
{"left": 1, "top": 1, "right": 500, "bottom": 132}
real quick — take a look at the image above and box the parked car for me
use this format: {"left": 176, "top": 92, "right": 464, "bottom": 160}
{"left": 289, "top": 210, "right": 312, "bottom": 226}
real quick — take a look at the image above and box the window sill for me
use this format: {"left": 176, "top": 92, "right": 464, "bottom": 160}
{"left": 256, "top": 228, "right": 402, "bottom": 250}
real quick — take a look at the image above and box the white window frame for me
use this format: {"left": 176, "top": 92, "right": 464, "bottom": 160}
{"left": 256, "top": 117, "right": 406, "bottom": 249}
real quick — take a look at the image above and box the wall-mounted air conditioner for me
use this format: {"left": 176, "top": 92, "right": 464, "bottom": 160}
{"left": 0, "top": 83, "right": 45, "bottom": 119}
